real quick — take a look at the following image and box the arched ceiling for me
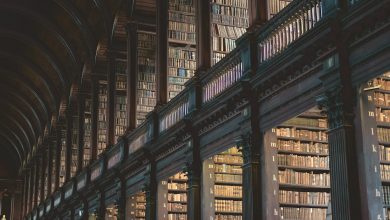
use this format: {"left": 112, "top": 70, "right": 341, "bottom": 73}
{"left": 0, "top": 0, "right": 123, "bottom": 176}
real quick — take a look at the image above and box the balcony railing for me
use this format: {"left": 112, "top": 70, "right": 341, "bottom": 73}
{"left": 159, "top": 94, "right": 189, "bottom": 133}
{"left": 202, "top": 49, "right": 243, "bottom": 103}
{"left": 258, "top": 0, "right": 323, "bottom": 63}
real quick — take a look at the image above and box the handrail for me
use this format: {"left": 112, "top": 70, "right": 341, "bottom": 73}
{"left": 202, "top": 49, "right": 243, "bottom": 103}
{"left": 159, "top": 94, "right": 189, "bottom": 133}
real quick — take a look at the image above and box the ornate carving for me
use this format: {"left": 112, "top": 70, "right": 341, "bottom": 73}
{"left": 316, "top": 87, "right": 354, "bottom": 129}
{"left": 235, "top": 133, "right": 259, "bottom": 164}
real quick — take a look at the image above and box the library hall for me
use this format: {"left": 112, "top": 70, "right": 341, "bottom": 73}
{"left": 0, "top": 0, "right": 388, "bottom": 219}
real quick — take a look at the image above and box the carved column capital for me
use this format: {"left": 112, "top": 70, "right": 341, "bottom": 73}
{"left": 317, "top": 87, "right": 355, "bottom": 129}
{"left": 236, "top": 133, "right": 258, "bottom": 164}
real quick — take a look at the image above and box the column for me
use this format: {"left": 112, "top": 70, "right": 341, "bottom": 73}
{"left": 47, "top": 138, "right": 53, "bottom": 195}
{"left": 107, "top": 51, "right": 116, "bottom": 147}
{"left": 78, "top": 94, "right": 86, "bottom": 173}
{"left": 195, "top": 0, "right": 211, "bottom": 71}
{"left": 34, "top": 157, "right": 40, "bottom": 207}
{"left": 126, "top": 21, "right": 138, "bottom": 131}
{"left": 40, "top": 146, "right": 47, "bottom": 202}
{"left": 91, "top": 76, "right": 99, "bottom": 161}
{"left": 156, "top": 0, "right": 168, "bottom": 105}
{"left": 144, "top": 162, "right": 157, "bottom": 220}
{"left": 55, "top": 127, "right": 62, "bottom": 191}
{"left": 28, "top": 163, "right": 34, "bottom": 212}
{"left": 247, "top": 0, "right": 267, "bottom": 28}
{"left": 65, "top": 108, "right": 73, "bottom": 182}
{"left": 317, "top": 88, "right": 363, "bottom": 220}
{"left": 22, "top": 172, "right": 28, "bottom": 217}
{"left": 117, "top": 178, "right": 127, "bottom": 220}
{"left": 184, "top": 136, "right": 202, "bottom": 220}
{"left": 236, "top": 133, "right": 261, "bottom": 220}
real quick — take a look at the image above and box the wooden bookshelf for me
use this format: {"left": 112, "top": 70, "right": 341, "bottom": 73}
{"left": 83, "top": 97, "right": 92, "bottom": 167}
{"left": 115, "top": 61, "right": 127, "bottom": 139}
{"left": 167, "top": 172, "right": 188, "bottom": 220}
{"left": 71, "top": 115, "right": 79, "bottom": 178}
{"left": 272, "top": 109, "right": 331, "bottom": 220}
{"left": 373, "top": 72, "right": 390, "bottom": 220}
{"left": 98, "top": 81, "right": 108, "bottom": 156}
{"left": 168, "top": 0, "right": 196, "bottom": 100}
{"left": 105, "top": 204, "right": 118, "bottom": 219}
{"left": 211, "top": 0, "right": 249, "bottom": 65}
{"left": 137, "top": 32, "right": 157, "bottom": 126}
{"left": 268, "top": 0, "right": 292, "bottom": 18}
{"left": 204, "top": 147, "right": 243, "bottom": 220}
{"left": 59, "top": 134, "right": 66, "bottom": 187}
{"left": 128, "top": 192, "right": 146, "bottom": 220}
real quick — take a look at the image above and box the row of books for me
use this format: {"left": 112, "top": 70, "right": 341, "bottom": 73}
{"left": 168, "top": 31, "right": 195, "bottom": 43}
{"left": 277, "top": 154, "right": 329, "bottom": 168}
{"left": 280, "top": 207, "right": 327, "bottom": 220}
{"left": 383, "top": 186, "right": 390, "bottom": 205}
{"left": 374, "top": 78, "right": 390, "bottom": 90}
{"left": 169, "top": 21, "right": 195, "bottom": 33}
{"left": 215, "top": 164, "right": 242, "bottom": 174}
{"left": 137, "top": 105, "right": 154, "bottom": 113}
{"left": 212, "top": 52, "right": 226, "bottom": 65}
{"left": 211, "top": 5, "right": 248, "bottom": 18}
{"left": 168, "top": 59, "right": 196, "bottom": 70}
{"left": 168, "top": 193, "right": 187, "bottom": 202}
{"left": 167, "top": 214, "right": 187, "bottom": 220}
{"left": 279, "top": 190, "right": 330, "bottom": 205}
{"left": 98, "top": 83, "right": 108, "bottom": 154}
{"left": 138, "top": 97, "right": 157, "bottom": 106}
{"left": 138, "top": 72, "right": 156, "bottom": 82}
{"left": 168, "top": 68, "right": 195, "bottom": 79}
{"left": 277, "top": 140, "right": 329, "bottom": 154}
{"left": 378, "top": 127, "right": 390, "bottom": 143}
{"left": 215, "top": 215, "right": 242, "bottom": 220}
{"left": 169, "top": 11, "right": 195, "bottom": 23}
{"left": 284, "top": 117, "right": 327, "bottom": 128}
{"left": 211, "top": 0, "right": 248, "bottom": 8}
{"left": 214, "top": 155, "right": 243, "bottom": 164}
{"left": 381, "top": 164, "right": 390, "bottom": 181}
{"left": 215, "top": 173, "right": 242, "bottom": 184}
{"left": 169, "top": 48, "right": 196, "bottom": 60}
{"left": 374, "top": 92, "right": 390, "bottom": 106}
{"left": 213, "top": 37, "right": 236, "bottom": 53}
{"left": 168, "top": 76, "right": 189, "bottom": 84}
{"left": 215, "top": 200, "right": 242, "bottom": 212}
{"left": 215, "top": 185, "right": 242, "bottom": 198}
{"left": 278, "top": 169, "right": 330, "bottom": 187}
{"left": 213, "top": 24, "right": 246, "bottom": 39}
{"left": 276, "top": 128, "right": 328, "bottom": 142}
{"left": 168, "top": 203, "right": 187, "bottom": 212}
{"left": 380, "top": 145, "right": 390, "bottom": 162}
{"left": 128, "top": 192, "right": 146, "bottom": 220}
{"left": 116, "top": 75, "right": 127, "bottom": 90}
{"left": 168, "top": 182, "right": 188, "bottom": 190}
{"left": 212, "top": 14, "right": 248, "bottom": 27}
{"left": 138, "top": 81, "right": 156, "bottom": 90}
{"left": 376, "top": 108, "right": 390, "bottom": 123}
{"left": 268, "top": 0, "right": 291, "bottom": 18}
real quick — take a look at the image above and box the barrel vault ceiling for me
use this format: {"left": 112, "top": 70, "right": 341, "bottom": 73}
{"left": 0, "top": 0, "right": 156, "bottom": 177}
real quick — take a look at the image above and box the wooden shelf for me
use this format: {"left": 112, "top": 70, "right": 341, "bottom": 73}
{"left": 279, "top": 183, "right": 330, "bottom": 191}
{"left": 215, "top": 181, "right": 242, "bottom": 186}
{"left": 279, "top": 202, "right": 328, "bottom": 208}
{"left": 214, "top": 195, "right": 242, "bottom": 200}
{"left": 277, "top": 150, "right": 328, "bottom": 157}
{"left": 215, "top": 211, "right": 242, "bottom": 215}
{"left": 278, "top": 165, "right": 329, "bottom": 172}
{"left": 277, "top": 136, "right": 328, "bottom": 144}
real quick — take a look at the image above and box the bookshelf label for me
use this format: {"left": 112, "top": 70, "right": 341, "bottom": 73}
{"left": 373, "top": 144, "right": 377, "bottom": 152}
{"left": 370, "top": 111, "right": 375, "bottom": 117}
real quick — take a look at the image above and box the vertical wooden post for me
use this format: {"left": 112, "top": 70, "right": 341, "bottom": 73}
{"left": 247, "top": 0, "right": 268, "bottom": 28}
{"left": 55, "top": 127, "right": 62, "bottom": 191}
{"left": 185, "top": 134, "right": 201, "bottom": 220}
{"left": 126, "top": 22, "right": 138, "bottom": 131}
{"left": 34, "top": 157, "right": 40, "bottom": 207}
{"left": 47, "top": 138, "right": 53, "bottom": 196}
{"left": 40, "top": 146, "right": 47, "bottom": 202}
{"left": 107, "top": 52, "right": 117, "bottom": 147}
{"left": 144, "top": 162, "right": 157, "bottom": 220}
{"left": 91, "top": 77, "right": 99, "bottom": 161}
{"left": 156, "top": 0, "right": 168, "bottom": 105}
{"left": 65, "top": 108, "right": 73, "bottom": 182}
{"left": 195, "top": 0, "right": 211, "bottom": 71}
{"left": 78, "top": 94, "right": 86, "bottom": 174}
{"left": 29, "top": 167, "right": 34, "bottom": 213}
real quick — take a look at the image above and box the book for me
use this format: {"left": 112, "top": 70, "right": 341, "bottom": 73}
{"left": 211, "top": 0, "right": 249, "bottom": 65}
{"left": 274, "top": 109, "right": 330, "bottom": 219}
{"left": 98, "top": 81, "right": 108, "bottom": 156}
